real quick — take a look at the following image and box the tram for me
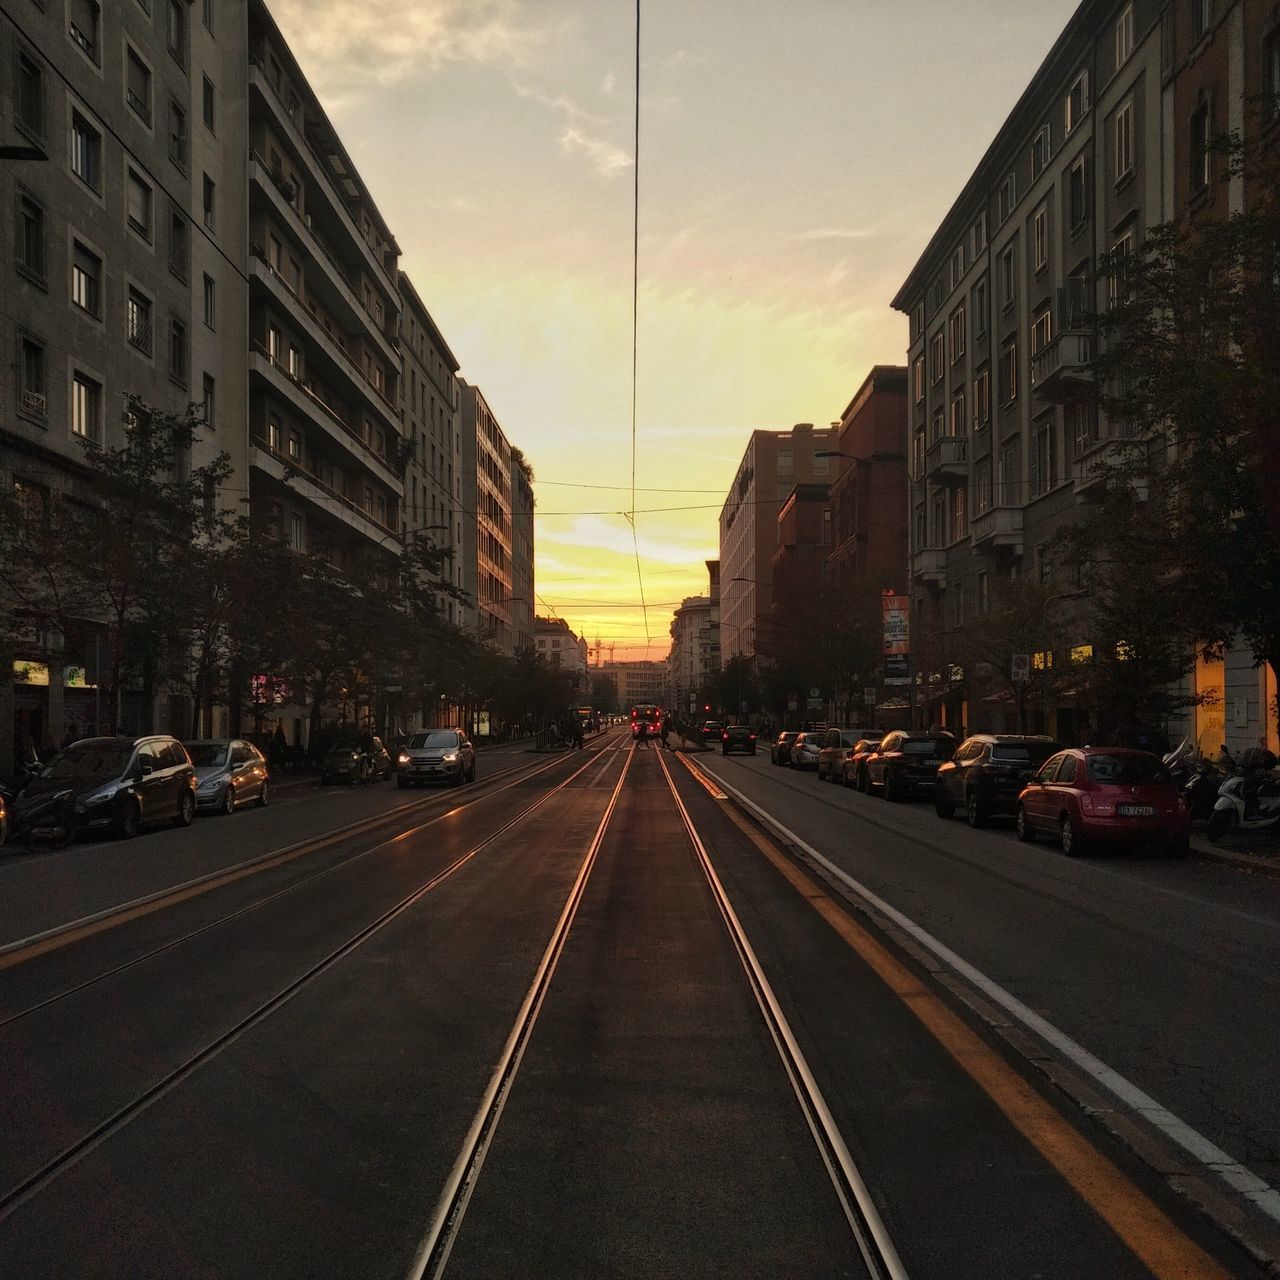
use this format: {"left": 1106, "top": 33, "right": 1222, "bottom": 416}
{"left": 630, "top": 704, "right": 662, "bottom": 740}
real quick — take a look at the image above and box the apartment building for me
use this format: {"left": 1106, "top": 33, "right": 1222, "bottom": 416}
{"left": 459, "top": 381, "right": 517, "bottom": 652}
{"left": 1, "top": 0, "right": 247, "bottom": 762}
{"left": 246, "top": 1, "right": 403, "bottom": 576}
{"left": 534, "top": 616, "right": 587, "bottom": 691}
{"left": 398, "top": 272, "right": 464, "bottom": 627}
{"left": 601, "top": 660, "right": 669, "bottom": 710}
{"left": 511, "top": 454, "right": 535, "bottom": 654}
{"left": 667, "top": 595, "right": 718, "bottom": 716}
{"left": 718, "top": 423, "right": 838, "bottom": 663}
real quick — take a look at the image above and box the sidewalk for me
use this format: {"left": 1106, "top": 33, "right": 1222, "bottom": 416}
{"left": 1190, "top": 829, "right": 1280, "bottom": 877}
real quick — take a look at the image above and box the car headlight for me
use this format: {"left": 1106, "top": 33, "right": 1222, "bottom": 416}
{"left": 398, "top": 753, "right": 410, "bottom": 765}
{"left": 198, "top": 778, "right": 223, "bottom": 793}
{"left": 80, "top": 784, "right": 117, "bottom": 807}
{"left": 442, "top": 752, "right": 459, "bottom": 762}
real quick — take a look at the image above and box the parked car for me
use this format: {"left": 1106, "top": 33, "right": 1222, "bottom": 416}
{"left": 790, "top": 732, "right": 823, "bottom": 771}
{"left": 843, "top": 738, "right": 885, "bottom": 790}
{"left": 817, "top": 728, "right": 877, "bottom": 782}
{"left": 721, "top": 725, "right": 757, "bottom": 755}
{"left": 864, "top": 730, "right": 956, "bottom": 801}
{"left": 0, "top": 790, "right": 7, "bottom": 848}
{"left": 934, "top": 734, "right": 1060, "bottom": 827}
{"left": 1016, "top": 747, "right": 1190, "bottom": 857}
{"left": 186, "top": 739, "right": 270, "bottom": 815}
{"left": 11, "top": 735, "right": 196, "bottom": 843}
{"left": 396, "top": 729, "right": 476, "bottom": 787}
{"left": 320, "top": 735, "right": 392, "bottom": 786}
{"left": 770, "top": 732, "right": 798, "bottom": 766}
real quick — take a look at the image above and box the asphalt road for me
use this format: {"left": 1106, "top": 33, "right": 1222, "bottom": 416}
{"left": 0, "top": 731, "right": 1267, "bottom": 1278}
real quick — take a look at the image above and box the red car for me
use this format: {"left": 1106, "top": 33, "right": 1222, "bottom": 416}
{"left": 1016, "top": 747, "right": 1189, "bottom": 858}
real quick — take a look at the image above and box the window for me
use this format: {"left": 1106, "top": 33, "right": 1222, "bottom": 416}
{"left": 71, "top": 241, "right": 101, "bottom": 316}
{"left": 1190, "top": 92, "right": 1212, "bottom": 193}
{"left": 202, "top": 174, "right": 215, "bottom": 229}
{"left": 290, "top": 513, "right": 305, "bottom": 552}
{"left": 977, "top": 570, "right": 990, "bottom": 612}
{"left": 1192, "top": 0, "right": 1213, "bottom": 41}
{"left": 170, "top": 318, "right": 188, "bottom": 383}
{"left": 999, "top": 341, "right": 1018, "bottom": 404}
{"left": 931, "top": 331, "right": 945, "bottom": 382}
{"left": 912, "top": 431, "right": 926, "bottom": 480}
{"left": 950, "top": 392, "right": 966, "bottom": 438}
{"left": 950, "top": 486, "right": 968, "bottom": 541}
{"left": 202, "top": 76, "right": 215, "bottom": 131}
{"left": 16, "top": 49, "right": 45, "bottom": 138}
{"left": 1031, "top": 305, "right": 1053, "bottom": 355}
{"left": 972, "top": 277, "right": 988, "bottom": 338}
{"left": 1115, "top": 4, "right": 1133, "bottom": 67}
{"left": 1065, "top": 71, "right": 1089, "bottom": 134}
{"left": 169, "top": 100, "right": 188, "bottom": 166}
{"left": 998, "top": 172, "right": 1017, "bottom": 223}
{"left": 267, "top": 325, "right": 282, "bottom": 362}
{"left": 1067, "top": 399, "right": 1098, "bottom": 456}
{"left": 1031, "top": 420, "right": 1058, "bottom": 496}
{"left": 127, "top": 287, "right": 153, "bottom": 354}
{"left": 126, "top": 47, "right": 152, "bottom": 124}
{"left": 949, "top": 306, "right": 966, "bottom": 361}
{"left": 1114, "top": 100, "right": 1134, "bottom": 183}
{"left": 287, "top": 431, "right": 301, "bottom": 461}
{"left": 71, "top": 371, "right": 101, "bottom": 441}
{"left": 169, "top": 206, "right": 188, "bottom": 278}
{"left": 202, "top": 0, "right": 215, "bottom": 30}
{"left": 1108, "top": 232, "right": 1134, "bottom": 308}
{"left": 998, "top": 243, "right": 1016, "bottom": 308}
{"left": 913, "top": 355, "right": 925, "bottom": 404}
{"left": 931, "top": 407, "right": 945, "bottom": 444}
{"left": 1032, "top": 204, "right": 1049, "bottom": 272}
{"left": 168, "top": 0, "right": 188, "bottom": 65}
{"left": 71, "top": 112, "right": 101, "bottom": 190}
{"left": 287, "top": 345, "right": 302, "bottom": 378}
{"left": 126, "top": 169, "right": 152, "bottom": 239}
{"left": 69, "top": 0, "right": 100, "bottom": 63}
{"left": 267, "top": 418, "right": 282, "bottom": 452}
{"left": 1031, "top": 125, "right": 1051, "bottom": 177}
{"left": 974, "top": 368, "right": 991, "bottom": 429}
{"left": 1068, "top": 154, "right": 1089, "bottom": 228}
{"left": 950, "top": 245, "right": 964, "bottom": 290}
{"left": 975, "top": 461, "right": 992, "bottom": 515}
{"left": 203, "top": 274, "right": 216, "bottom": 328}
{"left": 1066, "top": 266, "right": 1091, "bottom": 328}
{"left": 971, "top": 211, "right": 988, "bottom": 257}
{"left": 997, "top": 442, "right": 1019, "bottom": 505}
{"left": 202, "top": 373, "right": 215, "bottom": 427}
{"left": 19, "top": 336, "right": 47, "bottom": 417}
{"left": 17, "top": 193, "right": 46, "bottom": 280}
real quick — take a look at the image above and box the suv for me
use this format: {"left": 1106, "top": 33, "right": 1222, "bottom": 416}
{"left": 817, "top": 728, "right": 877, "bottom": 782}
{"left": 722, "top": 725, "right": 756, "bottom": 755}
{"left": 13, "top": 735, "right": 196, "bottom": 841}
{"left": 934, "top": 734, "right": 1060, "bottom": 827}
{"left": 864, "top": 730, "right": 956, "bottom": 801}
{"left": 396, "top": 728, "right": 475, "bottom": 787}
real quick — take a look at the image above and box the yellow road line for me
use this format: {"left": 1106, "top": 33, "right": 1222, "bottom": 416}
{"left": 675, "top": 750, "right": 727, "bottom": 799}
{"left": 711, "top": 795, "right": 1234, "bottom": 1280}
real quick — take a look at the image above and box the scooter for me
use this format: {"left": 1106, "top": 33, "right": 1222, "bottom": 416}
{"left": 1206, "top": 750, "right": 1280, "bottom": 843}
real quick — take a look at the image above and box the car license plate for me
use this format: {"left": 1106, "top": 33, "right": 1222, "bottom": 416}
{"left": 1117, "top": 804, "right": 1155, "bottom": 817}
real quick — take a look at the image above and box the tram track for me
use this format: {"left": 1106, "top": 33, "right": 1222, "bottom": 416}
{"left": 0, "top": 738, "right": 630, "bottom": 1225}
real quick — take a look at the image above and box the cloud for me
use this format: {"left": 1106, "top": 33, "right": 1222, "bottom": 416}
{"left": 601, "top": 73, "right": 616, "bottom": 94}
{"left": 269, "top": 0, "right": 541, "bottom": 100}
{"left": 790, "top": 226, "right": 877, "bottom": 242}
{"left": 559, "top": 127, "right": 633, "bottom": 177}
{"left": 512, "top": 80, "right": 607, "bottom": 128}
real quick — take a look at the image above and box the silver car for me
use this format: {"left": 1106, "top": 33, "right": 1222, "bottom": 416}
{"left": 186, "top": 739, "right": 270, "bottom": 814}
{"left": 396, "top": 729, "right": 475, "bottom": 787}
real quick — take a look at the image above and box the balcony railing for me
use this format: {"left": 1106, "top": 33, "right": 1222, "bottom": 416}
{"left": 912, "top": 547, "right": 947, "bottom": 587}
{"left": 970, "top": 502, "right": 1024, "bottom": 552}
{"left": 1030, "top": 331, "right": 1094, "bottom": 400}
{"left": 924, "top": 435, "right": 968, "bottom": 484}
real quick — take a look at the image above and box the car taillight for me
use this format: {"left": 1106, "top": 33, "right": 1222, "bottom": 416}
{"left": 1080, "top": 793, "right": 1093, "bottom": 815}
{"left": 1175, "top": 795, "right": 1187, "bottom": 814}
{"left": 723, "top": 732, "right": 729, "bottom": 740}
{"left": 749, "top": 734, "right": 756, "bottom": 740}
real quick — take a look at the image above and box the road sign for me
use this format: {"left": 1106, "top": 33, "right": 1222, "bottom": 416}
{"left": 787, "top": 697, "right": 798, "bottom": 711}
{"left": 1011, "top": 654, "right": 1031, "bottom": 683}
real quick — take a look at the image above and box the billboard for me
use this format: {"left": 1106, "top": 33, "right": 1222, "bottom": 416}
{"left": 881, "top": 591, "right": 910, "bottom": 656}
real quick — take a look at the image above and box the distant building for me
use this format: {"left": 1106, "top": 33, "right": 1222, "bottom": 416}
{"left": 534, "top": 617, "right": 587, "bottom": 692}
{"left": 602, "top": 660, "right": 669, "bottom": 710}
{"left": 668, "top": 595, "right": 717, "bottom": 716}
{"left": 511, "top": 455, "right": 535, "bottom": 654}
{"left": 718, "top": 424, "right": 838, "bottom": 662}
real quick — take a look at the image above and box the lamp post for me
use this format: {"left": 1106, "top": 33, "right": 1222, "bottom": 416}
{"left": 1040, "top": 591, "right": 1087, "bottom": 736}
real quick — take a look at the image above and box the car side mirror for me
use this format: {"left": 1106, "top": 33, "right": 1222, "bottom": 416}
{"left": 137, "top": 760, "right": 154, "bottom": 778}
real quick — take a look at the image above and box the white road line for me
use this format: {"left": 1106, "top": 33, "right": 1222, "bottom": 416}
{"left": 686, "top": 753, "right": 1280, "bottom": 1222}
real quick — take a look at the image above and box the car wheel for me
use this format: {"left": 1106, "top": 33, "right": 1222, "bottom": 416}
{"left": 966, "top": 789, "right": 989, "bottom": 828}
{"left": 934, "top": 789, "right": 955, "bottom": 819}
{"left": 1016, "top": 805, "right": 1036, "bottom": 843}
{"left": 221, "top": 786, "right": 235, "bottom": 816}
{"left": 883, "top": 773, "right": 899, "bottom": 803}
{"left": 256, "top": 782, "right": 268, "bottom": 808}
{"left": 855, "top": 768, "right": 868, "bottom": 794}
{"left": 470, "top": 762, "right": 477, "bottom": 783}
{"left": 1060, "top": 813, "right": 1086, "bottom": 857}
{"left": 174, "top": 790, "right": 195, "bottom": 828}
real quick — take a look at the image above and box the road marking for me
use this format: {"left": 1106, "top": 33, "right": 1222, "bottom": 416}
{"left": 695, "top": 786, "right": 1235, "bottom": 1280}
{"left": 692, "top": 753, "right": 1280, "bottom": 1223}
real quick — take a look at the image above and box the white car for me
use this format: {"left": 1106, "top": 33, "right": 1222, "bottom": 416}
{"left": 397, "top": 729, "right": 476, "bottom": 787}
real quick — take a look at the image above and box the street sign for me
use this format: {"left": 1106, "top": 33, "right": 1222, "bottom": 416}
{"left": 787, "top": 698, "right": 798, "bottom": 711}
{"left": 884, "top": 655, "right": 909, "bottom": 686}
{"left": 1011, "top": 654, "right": 1031, "bottom": 683}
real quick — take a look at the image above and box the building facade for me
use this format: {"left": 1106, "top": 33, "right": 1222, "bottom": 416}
{"left": 511, "top": 455, "right": 535, "bottom": 654}
{"left": 534, "top": 616, "right": 587, "bottom": 692}
{"left": 667, "top": 595, "right": 717, "bottom": 716}
{"left": 601, "top": 660, "right": 669, "bottom": 710}
{"left": 718, "top": 423, "right": 838, "bottom": 664}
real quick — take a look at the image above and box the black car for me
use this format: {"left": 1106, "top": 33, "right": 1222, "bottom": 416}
{"left": 12, "top": 735, "right": 196, "bottom": 843}
{"left": 722, "top": 725, "right": 757, "bottom": 755}
{"left": 697, "top": 721, "right": 725, "bottom": 747}
{"left": 863, "top": 730, "right": 956, "bottom": 800}
{"left": 934, "top": 734, "right": 1061, "bottom": 826}
{"left": 320, "top": 735, "right": 393, "bottom": 786}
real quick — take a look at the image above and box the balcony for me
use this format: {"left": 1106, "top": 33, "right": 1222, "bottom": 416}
{"left": 1030, "top": 331, "right": 1094, "bottom": 401}
{"left": 1073, "top": 438, "right": 1146, "bottom": 503}
{"left": 912, "top": 548, "right": 947, "bottom": 589}
{"left": 924, "top": 436, "right": 968, "bottom": 484}
{"left": 970, "top": 503, "right": 1024, "bottom": 554}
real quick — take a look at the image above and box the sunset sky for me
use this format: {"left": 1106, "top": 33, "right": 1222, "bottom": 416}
{"left": 272, "top": 0, "right": 1079, "bottom": 660}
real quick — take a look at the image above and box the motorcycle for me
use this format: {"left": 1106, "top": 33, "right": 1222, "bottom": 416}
{"left": 1163, "top": 738, "right": 1225, "bottom": 823}
{"left": 1206, "top": 748, "right": 1280, "bottom": 843}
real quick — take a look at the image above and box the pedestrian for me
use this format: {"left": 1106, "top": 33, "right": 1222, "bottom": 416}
{"left": 271, "top": 723, "right": 287, "bottom": 773}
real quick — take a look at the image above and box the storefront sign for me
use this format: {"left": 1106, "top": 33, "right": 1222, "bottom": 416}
{"left": 12, "top": 660, "right": 49, "bottom": 686}
{"left": 884, "top": 655, "right": 910, "bottom": 686}
{"left": 882, "top": 592, "right": 910, "bottom": 656}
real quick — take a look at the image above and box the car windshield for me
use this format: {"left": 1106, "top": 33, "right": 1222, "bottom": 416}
{"left": 408, "top": 732, "right": 459, "bottom": 749}
{"left": 1087, "top": 754, "right": 1170, "bottom": 785}
{"left": 43, "top": 739, "right": 133, "bottom": 780}
{"left": 992, "top": 743, "right": 1059, "bottom": 764}
{"left": 903, "top": 739, "right": 949, "bottom": 756}
{"left": 185, "top": 743, "right": 229, "bottom": 767}
{"left": 838, "top": 732, "right": 859, "bottom": 746}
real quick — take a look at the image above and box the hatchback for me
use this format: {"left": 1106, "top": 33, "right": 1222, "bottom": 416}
{"left": 397, "top": 729, "right": 476, "bottom": 787}
{"left": 790, "top": 732, "right": 823, "bottom": 771}
{"left": 1016, "top": 748, "right": 1189, "bottom": 857}
{"left": 721, "top": 725, "right": 757, "bottom": 755}
{"left": 817, "top": 728, "right": 877, "bottom": 782}
{"left": 186, "top": 739, "right": 270, "bottom": 814}
{"left": 935, "top": 734, "right": 1060, "bottom": 826}
{"left": 843, "top": 738, "right": 885, "bottom": 790}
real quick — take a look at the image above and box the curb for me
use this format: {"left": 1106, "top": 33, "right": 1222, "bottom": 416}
{"left": 1190, "top": 835, "right": 1280, "bottom": 878}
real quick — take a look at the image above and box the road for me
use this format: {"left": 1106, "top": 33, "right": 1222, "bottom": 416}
{"left": 0, "top": 728, "right": 1271, "bottom": 1278}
